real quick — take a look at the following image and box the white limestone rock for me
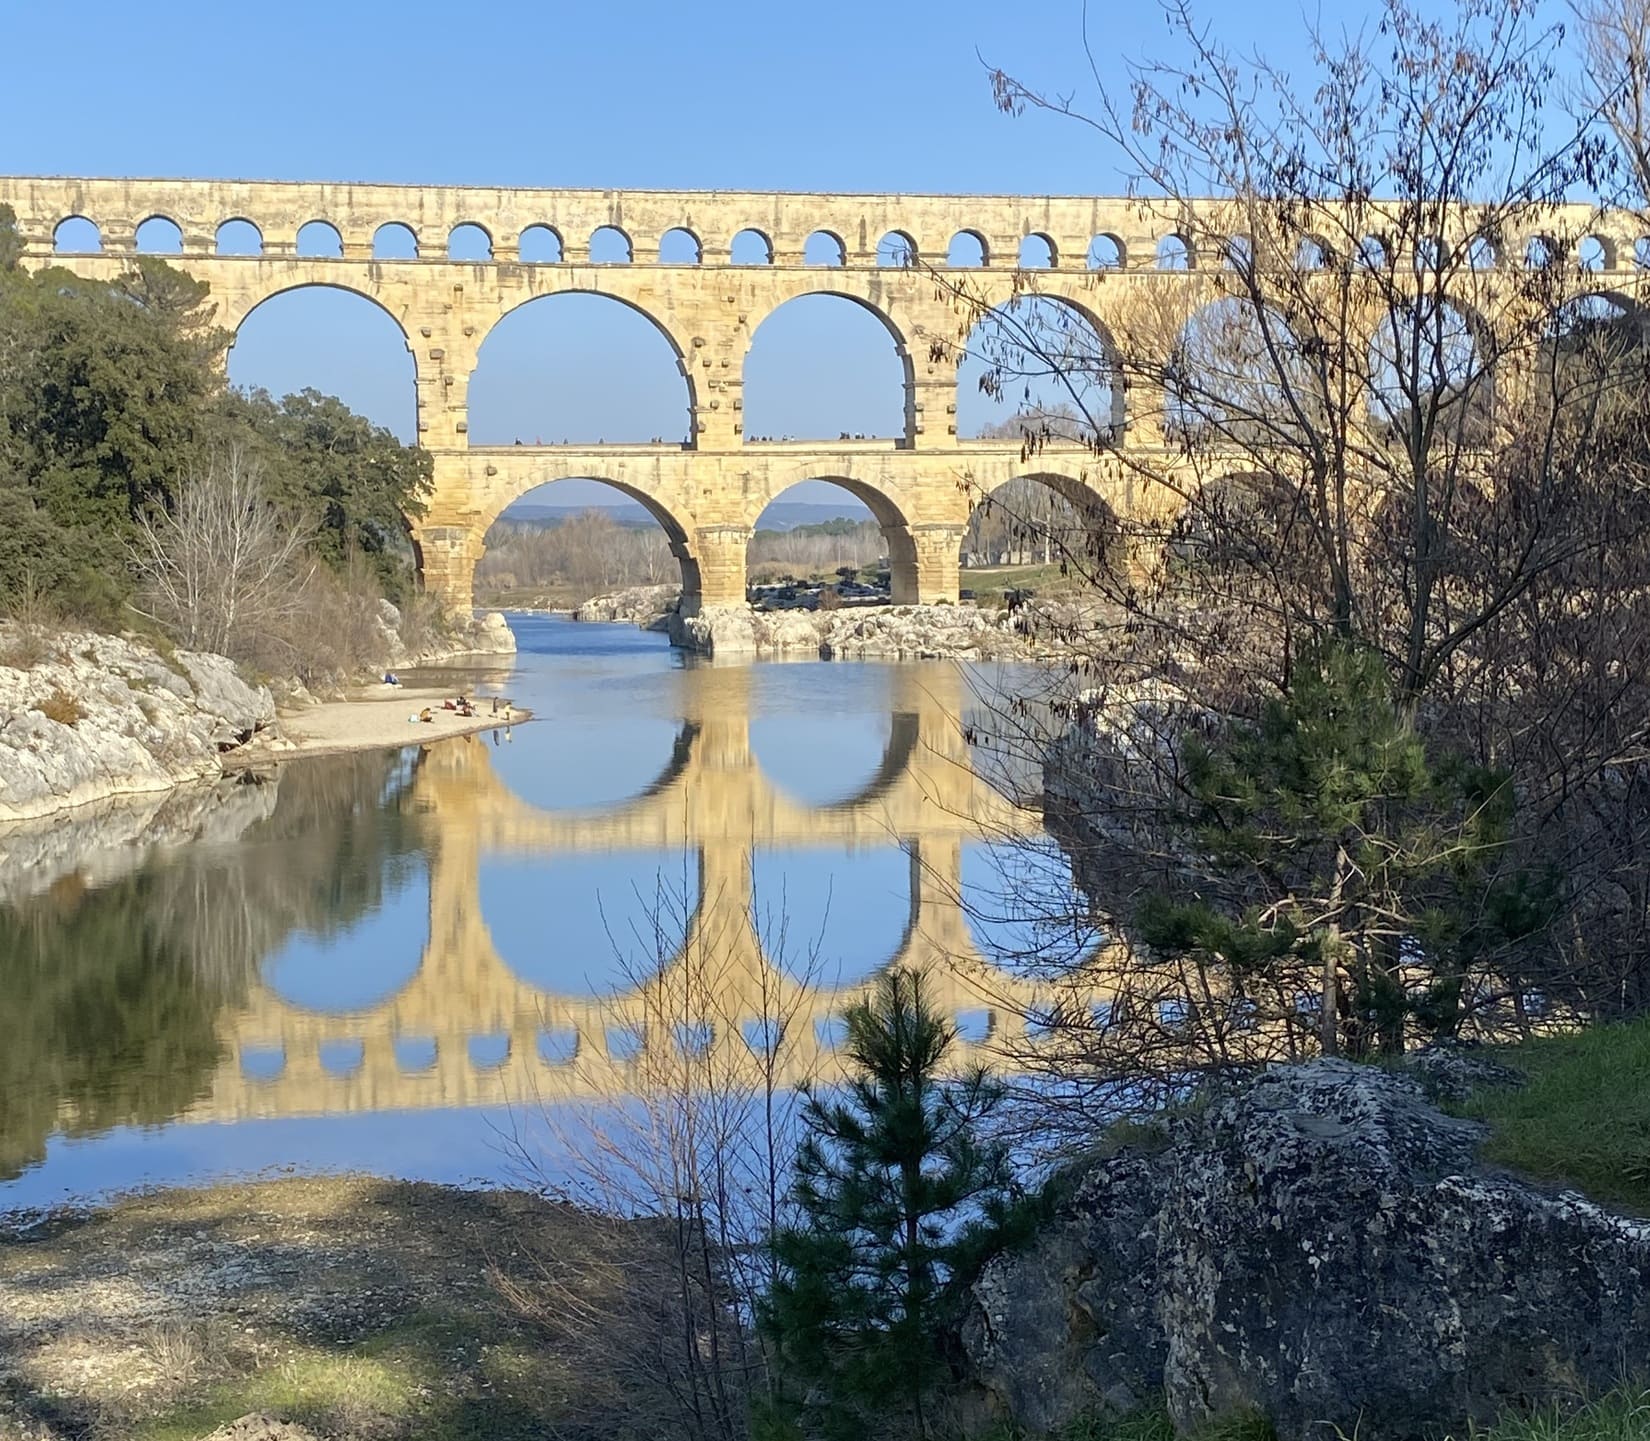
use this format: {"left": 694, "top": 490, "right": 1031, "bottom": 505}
{"left": 0, "top": 627, "right": 276, "bottom": 824}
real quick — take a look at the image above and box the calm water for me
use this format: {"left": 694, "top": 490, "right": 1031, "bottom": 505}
{"left": 0, "top": 616, "right": 1086, "bottom": 1210}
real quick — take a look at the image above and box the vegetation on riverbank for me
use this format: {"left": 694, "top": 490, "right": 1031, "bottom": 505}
{"left": 0, "top": 208, "right": 443, "bottom": 684}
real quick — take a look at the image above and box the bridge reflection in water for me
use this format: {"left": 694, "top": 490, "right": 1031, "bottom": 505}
{"left": 196, "top": 664, "right": 1091, "bottom": 1123}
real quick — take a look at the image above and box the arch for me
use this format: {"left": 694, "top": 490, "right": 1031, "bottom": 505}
{"left": 372, "top": 222, "right": 418, "bottom": 260}
{"left": 1541, "top": 291, "right": 1646, "bottom": 399}
{"left": 947, "top": 230, "right": 988, "bottom": 267}
{"left": 53, "top": 216, "right": 101, "bottom": 253}
{"left": 876, "top": 230, "right": 917, "bottom": 267}
{"left": 519, "top": 224, "right": 563, "bottom": 263}
{"left": 1222, "top": 234, "right": 1253, "bottom": 271}
{"left": 747, "top": 480, "right": 885, "bottom": 600}
{"left": 469, "top": 291, "right": 696, "bottom": 446}
{"left": 296, "top": 220, "right": 343, "bottom": 258}
{"left": 216, "top": 218, "right": 263, "bottom": 256}
{"left": 134, "top": 216, "right": 183, "bottom": 254}
{"left": 1637, "top": 237, "right": 1650, "bottom": 270}
{"left": 749, "top": 665, "right": 922, "bottom": 808}
{"left": 589, "top": 225, "right": 632, "bottom": 263}
{"left": 750, "top": 841, "right": 916, "bottom": 985}
{"left": 731, "top": 228, "right": 773, "bottom": 264}
{"left": 803, "top": 230, "right": 847, "bottom": 266}
{"left": 1086, "top": 234, "right": 1124, "bottom": 270}
{"left": 962, "top": 470, "right": 1126, "bottom": 579}
{"left": 1525, "top": 235, "right": 1559, "bottom": 270}
{"left": 448, "top": 222, "right": 492, "bottom": 261}
{"left": 1467, "top": 235, "right": 1498, "bottom": 270}
{"left": 1357, "top": 235, "right": 1389, "bottom": 270}
{"left": 1413, "top": 236, "right": 1443, "bottom": 272}
{"left": 741, "top": 293, "right": 912, "bottom": 443}
{"left": 1368, "top": 295, "right": 1495, "bottom": 438}
{"left": 1579, "top": 234, "right": 1614, "bottom": 272}
{"left": 956, "top": 295, "right": 1123, "bottom": 440}
{"left": 228, "top": 283, "right": 417, "bottom": 441}
{"left": 657, "top": 227, "right": 701, "bottom": 263}
{"left": 1156, "top": 233, "right": 1193, "bottom": 270}
{"left": 476, "top": 473, "right": 702, "bottom": 615}
{"left": 749, "top": 474, "right": 920, "bottom": 602}
{"left": 1296, "top": 235, "right": 1330, "bottom": 270}
{"left": 1018, "top": 233, "right": 1056, "bottom": 269}
{"left": 1169, "top": 295, "right": 1312, "bottom": 443}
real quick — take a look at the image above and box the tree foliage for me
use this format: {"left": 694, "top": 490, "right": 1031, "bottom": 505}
{"left": 759, "top": 969, "right": 1016, "bottom": 1440}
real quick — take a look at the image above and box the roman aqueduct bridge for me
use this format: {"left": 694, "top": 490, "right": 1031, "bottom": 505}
{"left": 2, "top": 175, "right": 1640, "bottom": 612}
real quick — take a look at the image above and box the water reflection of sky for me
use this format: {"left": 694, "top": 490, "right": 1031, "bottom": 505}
{"left": 0, "top": 616, "right": 1076, "bottom": 1209}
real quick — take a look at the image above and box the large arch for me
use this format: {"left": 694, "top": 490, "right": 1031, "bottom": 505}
{"left": 1169, "top": 295, "right": 1311, "bottom": 444}
{"left": 961, "top": 469, "right": 1128, "bottom": 586}
{"left": 749, "top": 475, "right": 920, "bottom": 603}
{"left": 741, "top": 293, "right": 913, "bottom": 443}
{"left": 468, "top": 291, "right": 697, "bottom": 446}
{"left": 475, "top": 472, "right": 704, "bottom": 615}
{"left": 956, "top": 296, "right": 1123, "bottom": 440}
{"left": 227, "top": 282, "right": 418, "bottom": 440}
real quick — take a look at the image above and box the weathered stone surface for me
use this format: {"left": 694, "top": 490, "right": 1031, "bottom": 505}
{"left": 963, "top": 1060, "right": 1650, "bottom": 1441}
{"left": 200, "top": 1414, "right": 319, "bottom": 1441}
{"left": 0, "top": 628, "right": 275, "bottom": 824}
{"left": 573, "top": 583, "right": 678, "bottom": 628}
{"left": 964, "top": 1147, "right": 1170, "bottom": 1434}
{"left": 671, "top": 602, "right": 1039, "bottom": 660}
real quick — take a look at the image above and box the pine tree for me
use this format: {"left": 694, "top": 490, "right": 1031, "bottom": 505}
{"left": 758, "top": 968, "right": 1015, "bottom": 1440}
{"left": 1138, "top": 637, "right": 1557, "bottom": 1057}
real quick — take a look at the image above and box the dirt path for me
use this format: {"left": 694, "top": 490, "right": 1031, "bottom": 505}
{"left": 0, "top": 1177, "right": 659, "bottom": 1441}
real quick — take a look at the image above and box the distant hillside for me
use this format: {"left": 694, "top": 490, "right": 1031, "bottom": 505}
{"left": 500, "top": 498, "right": 873, "bottom": 531}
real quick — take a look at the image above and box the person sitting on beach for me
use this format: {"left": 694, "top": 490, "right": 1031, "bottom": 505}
{"left": 442, "top": 698, "right": 457, "bottom": 711}
{"left": 383, "top": 671, "right": 400, "bottom": 687}
{"left": 418, "top": 706, "right": 434, "bottom": 723}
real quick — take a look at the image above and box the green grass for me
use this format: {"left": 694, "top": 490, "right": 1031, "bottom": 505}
{"left": 1464, "top": 1387, "right": 1650, "bottom": 1441}
{"left": 1456, "top": 1014, "right": 1650, "bottom": 1213}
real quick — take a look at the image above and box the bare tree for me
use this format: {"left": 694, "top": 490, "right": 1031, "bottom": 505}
{"left": 131, "top": 445, "right": 315, "bottom": 658}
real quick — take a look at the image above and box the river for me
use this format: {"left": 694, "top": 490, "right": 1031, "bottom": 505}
{"left": 0, "top": 615, "right": 1093, "bottom": 1210}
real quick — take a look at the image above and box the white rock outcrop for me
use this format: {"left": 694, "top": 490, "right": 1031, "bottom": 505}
{"left": 0, "top": 628, "right": 276, "bottom": 824}
{"left": 670, "top": 603, "right": 1043, "bottom": 661}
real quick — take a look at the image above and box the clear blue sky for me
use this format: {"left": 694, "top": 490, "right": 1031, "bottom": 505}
{"left": 1, "top": 0, "right": 1528, "bottom": 513}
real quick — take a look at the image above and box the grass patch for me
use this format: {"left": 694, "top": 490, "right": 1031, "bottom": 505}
{"left": 1464, "top": 1386, "right": 1650, "bottom": 1441}
{"left": 37, "top": 688, "right": 87, "bottom": 726}
{"left": 1455, "top": 1015, "right": 1650, "bottom": 1212}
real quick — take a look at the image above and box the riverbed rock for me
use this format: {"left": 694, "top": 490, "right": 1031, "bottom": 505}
{"left": 962, "top": 1059, "right": 1650, "bottom": 1441}
{"left": 200, "top": 1414, "right": 320, "bottom": 1441}
{"left": 670, "top": 602, "right": 1039, "bottom": 660}
{"left": 574, "top": 583, "right": 678, "bottom": 628}
{"left": 0, "top": 627, "right": 276, "bottom": 824}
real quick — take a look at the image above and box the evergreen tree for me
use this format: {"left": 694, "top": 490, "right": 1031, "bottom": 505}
{"left": 759, "top": 968, "right": 1015, "bottom": 1441}
{"left": 1137, "top": 637, "right": 1557, "bottom": 1057}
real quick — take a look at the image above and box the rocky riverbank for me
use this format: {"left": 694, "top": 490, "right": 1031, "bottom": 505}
{"left": 571, "top": 583, "right": 676, "bottom": 629}
{"left": 0, "top": 627, "right": 277, "bottom": 825}
{"left": 961, "top": 1054, "right": 1650, "bottom": 1441}
{"left": 671, "top": 601, "right": 1058, "bottom": 660}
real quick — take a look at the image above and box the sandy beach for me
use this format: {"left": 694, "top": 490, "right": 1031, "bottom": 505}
{"left": 227, "top": 682, "right": 531, "bottom": 768}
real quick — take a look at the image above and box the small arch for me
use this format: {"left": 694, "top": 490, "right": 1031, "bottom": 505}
{"left": 372, "top": 222, "right": 418, "bottom": 260}
{"left": 1357, "top": 235, "right": 1389, "bottom": 270}
{"left": 1413, "top": 237, "right": 1443, "bottom": 272}
{"left": 538, "top": 1028, "right": 578, "bottom": 1065}
{"left": 53, "top": 216, "right": 101, "bottom": 253}
{"left": 469, "top": 1033, "right": 511, "bottom": 1069}
{"left": 658, "top": 227, "right": 701, "bottom": 263}
{"left": 319, "top": 1039, "right": 365, "bottom": 1077}
{"left": 731, "top": 228, "right": 773, "bottom": 264}
{"left": 1156, "top": 234, "right": 1193, "bottom": 270}
{"left": 394, "top": 1036, "right": 438, "bottom": 1072}
{"left": 947, "top": 230, "right": 989, "bottom": 267}
{"left": 240, "top": 1045, "right": 285, "bottom": 1082}
{"left": 216, "top": 218, "right": 263, "bottom": 256}
{"left": 519, "top": 224, "right": 563, "bottom": 263}
{"left": 1086, "top": 234, "right": 1124, "bottom": 270}
{"left": 448, "top": 222, "right": 492, "bottom": 261}
{"left": 803, "top": 230, "right": 846, "bottom": 266}
{"left": 296, "top": 220, "right": 344, "bottom": 258}
{"left": 1636, "top": 237, "right": 1650, "bottom": 270}
{"left": 1467, "top": 236, "right": 1498, "bottom": 270}
{"left": 589, "top": 225, "right": 633, "bottom": 263}
{"left": 134, "top": 216, "right": 183, "bottom": 254}
{"left": 876, "top": 230, "right": 917, "bottom": 267}
{"left": 1525, "top": 235, "right": 1558, "bottom": 270}
{"left": 1579, "top": 234, "right": 1613, "bottom": 272}
{"left": 1018, "top": 233, "right": 1056, "bottom": 269}
{"left": 1223, "top": 234, "right": 1253, "bottom": 271}
{"left": 1296, "top": 235, "right": 1330, "bottom": 270}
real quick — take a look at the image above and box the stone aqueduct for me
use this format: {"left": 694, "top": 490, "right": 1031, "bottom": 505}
{"left": 5, "top": 175, "right": 1640, "bottom": 613}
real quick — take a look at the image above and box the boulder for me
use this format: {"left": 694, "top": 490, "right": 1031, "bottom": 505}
{"left": 962, "top": 1059, "right": 1650, "bottom": 1441}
